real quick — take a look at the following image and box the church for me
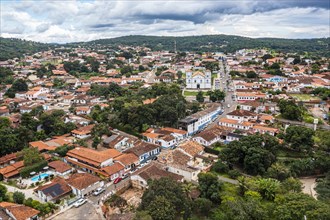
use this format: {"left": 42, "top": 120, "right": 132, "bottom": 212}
{"left": 186, "top": 71, "right": 212, "bottom": 89}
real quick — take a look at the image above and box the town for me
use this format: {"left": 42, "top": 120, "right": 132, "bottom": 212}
{"left": 0, "top": 42, "right": 330, "bottom": 220}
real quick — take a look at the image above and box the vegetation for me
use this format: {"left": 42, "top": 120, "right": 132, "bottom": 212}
{"left": 77, "top": 35, "right": 330, "bottom": 57}
{"left": 0, "top": 37, "right": 51, "bottom": 61}
{"left": 278, "top": 99, "right": 303, "bottom": 121}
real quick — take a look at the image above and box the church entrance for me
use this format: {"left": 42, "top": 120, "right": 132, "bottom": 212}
{"left": 197, "top": 84, "right": 200, "bottom": 89}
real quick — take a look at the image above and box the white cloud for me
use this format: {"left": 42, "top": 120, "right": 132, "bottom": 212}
{"left": 0, "top": 1, "right": 329, "bottom": 43}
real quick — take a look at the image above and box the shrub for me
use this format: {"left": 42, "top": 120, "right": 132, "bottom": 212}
{"left": 211, "top": 160, "right": 229, "bottom": 174}
{"left": 13, "top": 191, "right": 25, "bottom": 204}
{"left": 228, "top": 170, "right": 241, "bottom": 179}
{"left": 19, "top": 160, "right": 48, "bottom": 178}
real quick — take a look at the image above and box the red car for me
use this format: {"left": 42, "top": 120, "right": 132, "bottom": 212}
{"left": 114, "top": 177, "right": 122, "bottom": 184}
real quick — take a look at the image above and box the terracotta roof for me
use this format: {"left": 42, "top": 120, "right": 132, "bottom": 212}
{"left": 227, "top": 109, "right": 257, "bottom": 117}
{"left": 162, "top": 127, "right": 187, "bottom": 135}
{"left": 219, "top": 118, "right": 239, "bottom": 124}
{"left": 101, "top": 162, "right": 124, "bottom": 176}
{"left": 178, "top": 141, "right": 204, "bottom": 157}
{"left": 253, "top": 125, "right": 278, "bottom": 132}
{"left": 48, "top": 160, "right": 72, "bottom": 173}
{"left": 29, "top": 141, "right": 56, "bottom": 152}
{"left": 0, "top": 202, "right": 40, "bottom": 220}
{"left": 134, "top": 161, "right": 183, "bottom": 182}
{"left": 0, "top": 152, "right": 17, "bottom": 165}
{"left": 66, "top": 173, "right": 101, "bottom": 190}
{"left": 124, "top": 142, "right": 159, "bottom": 156}
{"left": 71, "top": 124, "right": 95, "bottom": 135}
{"left": 67, "top": 148, "right": 121, "bottom": 167}
{"left": 0, "top": 161, "right": 24, "bottom": 178}
{"left": 114, "top": 153, "right": 139, "bottom": 166}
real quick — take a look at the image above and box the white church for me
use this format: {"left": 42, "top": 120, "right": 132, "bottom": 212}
{"left": 186, "top": 71, "right": 212, "bottom": 89}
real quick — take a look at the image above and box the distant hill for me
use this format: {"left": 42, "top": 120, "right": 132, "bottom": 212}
{"left": 0, "top": 37, "right": 51, "bottom": 61}
{"left": 0, "top": 35, "right": 329, "bottom": 61}
{"left": 80, "top": 35, "right": 330, "bottom": 57}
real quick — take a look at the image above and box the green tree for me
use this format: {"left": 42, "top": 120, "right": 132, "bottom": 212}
{"left": 139, "top": 178, "right": 190, "bottom": 219}
{"left": 20, "top": 147, "right": 44, "bottom": 166}
{"left": 13, "top": 191, "right": 25, "bottom": 204}
{"left": 0, "top": 184, "right": 8, "bottom": 202}
{"left": 146, "top": 196, "right": 176, "bottom": 220}
{"left": 255, "top": 178, "right": 280, "bottom": 201}
{"left": 315, "top": 172, "right": 330, "bottom": 203}
{"left": 198, "top": 172, "right": 222, "bottom": 204}
{"left": 196, "top": 91, "right": 204, "bottom": 103}
{"left": 284, "top": 126, "right": 314, "bottom": 152}
{"left": 278, "top": 100, "right": 303, "bottom": 121}
{"left": 193, "top": 198, "right": 213, "bottom": 216}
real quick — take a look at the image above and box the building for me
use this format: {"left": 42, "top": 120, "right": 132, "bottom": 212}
{"left": 142, "top": 127, "right": 187, "bottom": 149}
{"left": 48, "top": 160, "right": 73, "bottom": 176}
{"left": 66, "top": 173, "right": 103, "bottom": 197}
{"left": 0, "top": 202, "right": 40, "bottom": 220}
{"left": 179, "top": 104, "right": 222, "bottom": 135}
{"left": 35, "top": 178, "right": 72, "bottom": 202}
{"left": 124, "top": 142, "right": 160, "bottom": 164}
{"left": 71, "top": 124, "right": 95, "bottom": 139}
{"left": 186, "top": 71, "right": 211, "bottom": 89}
{"left": 131, "top": 161, "right": 184, "bottom": 190}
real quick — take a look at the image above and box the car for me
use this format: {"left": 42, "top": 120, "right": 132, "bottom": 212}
{"left": 122, "top": 173, "right": 129, "bottom": 179}
{"left": 93, "top": 187, "right": 105, "bottom": 196}
{"left": 227, "top": 104, "right": 231, "bottom": 108}
{"left": 74, "top": 198, "right": 87, "bottom": 208}
{"left": 114, "top": 177, "right": 122, "bottom": 184}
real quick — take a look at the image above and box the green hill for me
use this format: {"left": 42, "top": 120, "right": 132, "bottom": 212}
{"left": 81, "top": 35, "right": 330, "bottom": 57}
{"left": 0, "top": 37, "right": 51, "bottom": 61}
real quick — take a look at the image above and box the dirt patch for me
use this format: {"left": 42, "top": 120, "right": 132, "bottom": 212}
{"left": 300, "top": 178, "right": 317, "bottom": 199}
{"left": 120, "top": 187, "right": 144, "bottom": 208}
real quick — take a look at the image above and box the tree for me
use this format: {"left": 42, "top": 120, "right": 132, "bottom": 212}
{"left": 284, "top": 126, "right": 314, "bottom": 152}
{"left": 281, "top": 177, "right": 302, "bottom": 193}
{"left": 198, "top": 172, "right": 222, "bottom": 204}
{"left": 315, "top": 172, "right": 330, "bottom": 203}
{"left": 267, "top": 162, "right": 291, "bottom": 181}
{"left": 255, "top": 178, "right": 280, "bottom": 201}
{"left": 278, "top": 100, "right": 303, "bottom": 121}
{"left": 196, "top": 91, "right": 204, "bottom": 103}
{"left": 145, "top": 195, "right": 176, "bottom": 220}
{"left": 193, "top": 198, "right": 213, "bottom": 216}
{"left": 274, "top": 193, "right": 330, "bottom": 220}
{"left": 11, "top": 79, "right": 28, "bottom": 92}
{"left": 208, "top": 90, "right": 225, "bottom": 102}
{"left": 0, "top": 117, "right": 10, "bottom": 129}
{"left": 20, "top": 147, "right": 44, "bottom": 166}
{"left": 13, "top": 191, "right": 25, "bottom": 204}
{"left": 246, "top": 71, "right": 258, "bottom": 78}
{"left": 139, "top": 178, "right": 190, "bottom": 219}
{"left": 0, "top": 184, "right": 8, "bottom": 202}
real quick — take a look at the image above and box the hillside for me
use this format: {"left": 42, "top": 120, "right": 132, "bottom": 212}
{"left": 0, "top": 37, "right": 51, "bottom": 61}
{"left": 81, "top": 35, "right": 330, "bottom": 57}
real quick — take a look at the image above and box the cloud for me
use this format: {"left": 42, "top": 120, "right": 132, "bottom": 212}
{"left": 0, "top": 1, "right": 329, "bottom": 43}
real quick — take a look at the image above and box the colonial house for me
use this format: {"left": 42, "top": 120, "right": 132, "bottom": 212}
{"left": 66, "top": 173, "right": 103, "bottom": 198}
{"left": 226, "top": 109, "right": 258, "bottom": 122}
{"left": 131, "top": 162, "right": 183, "bottom": 190}
{"left": 48, "top": 160, "right": 73, "bottom": 176}
{"left": 252, "top": 125, "right": 278, "bottom": 136}
{"left": 114, "top": 153, "right": 139, "bottom": 174}
{"left": 0, "top": 202, "right": 40, "bottom": 220}
{"left": 71, "top": 124, "right": 95, "bottom": 139}
{"left": 124, "top": 142, "right": 160, "bottom": 164}
{"left": 142, "top": 127, "right": 187, "bottom": 149}
{"left": 193, "top": 126, "right": 226, "bottom": 146}
{"left": 101, "top": 162, "right": 125, "bottom": 181}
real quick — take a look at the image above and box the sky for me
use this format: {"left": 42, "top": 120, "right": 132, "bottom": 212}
{"left": 0, "top": 0, "right": 329, "bottom": 43}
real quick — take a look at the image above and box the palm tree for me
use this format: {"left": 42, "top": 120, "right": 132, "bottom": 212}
{"left": 181, "top": 182, "right": 196, "bottom": 200}
{"left": 256, "top": 178, "right": 280, "bottom": 201}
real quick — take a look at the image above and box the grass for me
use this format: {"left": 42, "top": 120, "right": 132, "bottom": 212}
{"left": 183, "top": 91, "right": 208, "bottom": 96}
{"left": 290, "top": 94, "right": 320, "bottom": 101}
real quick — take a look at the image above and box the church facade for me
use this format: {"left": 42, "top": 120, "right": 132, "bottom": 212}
{"left": 186, "top": 71, "right": 212, "bottom": 89}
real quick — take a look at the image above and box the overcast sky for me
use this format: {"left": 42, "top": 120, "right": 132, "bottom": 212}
{"left": 0, "top": 0, "right": 329, "bottom": 43}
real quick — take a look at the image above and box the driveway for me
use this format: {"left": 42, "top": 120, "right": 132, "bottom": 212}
{"left": 4, "top": 184, "right": 42, "bottom": 202}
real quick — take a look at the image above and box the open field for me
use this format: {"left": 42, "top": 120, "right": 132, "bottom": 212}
{"left": 290, "top": 94, "right": 320, "bottom": 101}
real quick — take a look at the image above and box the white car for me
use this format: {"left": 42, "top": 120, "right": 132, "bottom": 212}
{"left": 74, "top": 198, "right": 87, "bottom": 208}
{"left": 93, "top": 187, "right": 105, "bottom": 196}
{"left": 227, "top": 104, "right": 231, "bottom": 108}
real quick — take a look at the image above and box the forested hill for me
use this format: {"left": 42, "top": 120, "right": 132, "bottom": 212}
{"left": 0, "top": 37, "right": 51, "bottom": 61}
{"left": 80, "top": 35, "right": 330, "bottom": 57}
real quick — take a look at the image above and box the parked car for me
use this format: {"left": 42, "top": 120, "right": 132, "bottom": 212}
{"left": 227, "top": 104, "right": 231, "bottom": 108}
{"left": 74, "top": 198, "right": 87, "bottom": 208}
{"left": 114, "top": 177, "right": 122, "bottom": 184}
{"left": 93, "top": 187, "right": 105, "bottom": 196}
{"left": 122, "top": 173, "right": 129, "bottom": 179}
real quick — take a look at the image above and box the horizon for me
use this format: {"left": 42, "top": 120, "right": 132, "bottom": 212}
{"left": 1, "top": 0, "right": 329, "bottom": 43}
{"left": 1, "top": 33, "right": 329, "bottom": 45}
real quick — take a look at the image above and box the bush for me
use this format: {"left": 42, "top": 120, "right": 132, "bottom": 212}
{"left": 13, "top": 191, "right": 25, "bottom": 204}
{"left": 20, "top": 160, "right": 48, "bottom": 178}
{"left": 228, "top": 170, "right": 241, "bottom": 179}
{"left": 211, "top": 160, "right": 229, "bottom": 174}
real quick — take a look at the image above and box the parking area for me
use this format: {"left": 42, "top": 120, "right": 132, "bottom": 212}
{"left": 52, "top": 201, "right": 102, "bottom": 220}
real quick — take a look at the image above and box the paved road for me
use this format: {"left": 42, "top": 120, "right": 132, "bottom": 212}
{"left": 218, "top": 176, "right": 238, "bottom": 185}
{"left": 208, "top": 60, "right": 237, "bottom": 129}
